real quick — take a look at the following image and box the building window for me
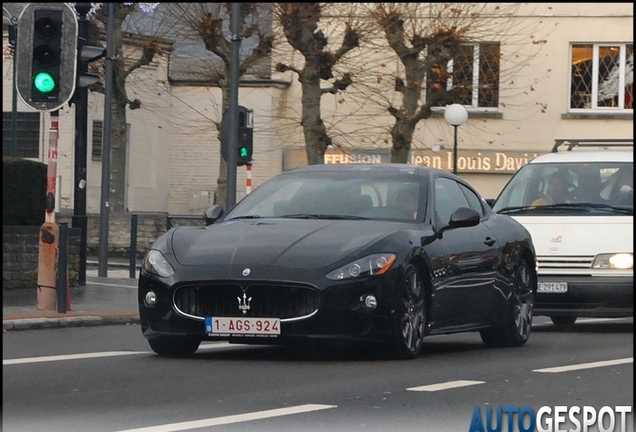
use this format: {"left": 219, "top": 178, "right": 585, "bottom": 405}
{"left": 570, "top": 43, "right": 633, "bottom": 110}
{"left": 428, "top": 42, "right": 500, "bottom": 109}
{"left": 92, "top": 120, "right": 103, "bottom": 161}
{"left": 2, "top": 111, "right": 40, "bottom": 158}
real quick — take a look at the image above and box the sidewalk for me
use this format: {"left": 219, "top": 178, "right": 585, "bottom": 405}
{"left": 3, "top": 258, "right": 141, "bottom": 332}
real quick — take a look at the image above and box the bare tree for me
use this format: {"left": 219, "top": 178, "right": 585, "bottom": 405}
{"left": 158, "top": 3, "right": 272, "bottom": 205}
{"left": 362, "top": 3, "right": 546, "bottom": 163}
{"left": 273, "top": 3, "right": 362, "bottom": 165}
{"left": 87, "top": 3, "right": 271, "bottom": 208}
{"left": 90, "top": 3, "right": 172, "bottom": 213}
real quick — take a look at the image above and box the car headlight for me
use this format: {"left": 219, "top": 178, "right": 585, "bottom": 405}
{"left": 326, "top": 253, "right": 397, "bottom": 281}
{"left": 142, "top": 250, "right": 175, "bottom": 277}
{"left": 592, "top": 253, "right": 633, "bottom": 269}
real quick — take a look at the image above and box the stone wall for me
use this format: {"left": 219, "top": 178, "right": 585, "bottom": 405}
{"left": 3, "top": 225, "right": 80, "bottom": 290}
{"left": 3, "top": 212, "right": 206, "bottom": 291}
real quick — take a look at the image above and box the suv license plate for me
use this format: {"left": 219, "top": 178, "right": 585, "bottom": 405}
{"left": 205, "top": 317, "right": 280, "bottom": 336}
{"left": 537, "top": 282, "right": 568, "bottom": 293}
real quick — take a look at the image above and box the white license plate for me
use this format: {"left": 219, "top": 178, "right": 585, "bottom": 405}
{"left": 537, "top": 282, "right": 568, "bottom": 293}
{"left": 205, "top": 317, "right": 280, "bottom": 336}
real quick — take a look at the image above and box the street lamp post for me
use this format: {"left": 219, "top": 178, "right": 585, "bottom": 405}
{"left": 444, "top": 104, "right": 468, "bottom": 175}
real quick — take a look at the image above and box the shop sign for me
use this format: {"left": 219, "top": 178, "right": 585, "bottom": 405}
{"left": 284, "top": 148, "right": 547, "bottom": 174}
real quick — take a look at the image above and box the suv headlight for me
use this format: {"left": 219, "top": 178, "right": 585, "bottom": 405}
{"left": 592, "top": 253, "right": 633, "bottom": 269}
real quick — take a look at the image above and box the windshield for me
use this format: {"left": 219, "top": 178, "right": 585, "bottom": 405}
{"left": 492, "top": 161, "right": 633, "bottom": 214}
{"left": 223, "top": 171, "right": 426, "bottom": 222}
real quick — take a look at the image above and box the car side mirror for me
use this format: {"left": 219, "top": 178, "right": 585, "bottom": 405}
{"left": 203, "top": 205, "right": 225, "bottom": 225}
{"left": 448, "top": 207, "right": 480, "bottom": 229}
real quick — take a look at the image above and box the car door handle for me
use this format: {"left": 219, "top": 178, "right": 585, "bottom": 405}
{"left": 484, "top": 237, "right": 496, "bottom": 247}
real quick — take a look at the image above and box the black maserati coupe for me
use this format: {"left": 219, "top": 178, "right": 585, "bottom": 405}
{"left": 139, "top": 163, "right": 537, "bottom": 359}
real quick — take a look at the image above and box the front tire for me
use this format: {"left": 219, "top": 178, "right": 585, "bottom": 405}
{"left": 388, "top": 263, "right": 427, "bottom": 359}
{"left": 480, "top": 260, "right": 534, "bottom": 347}
{"left": 148, "top": 336, "right": 201, "bottom": 357}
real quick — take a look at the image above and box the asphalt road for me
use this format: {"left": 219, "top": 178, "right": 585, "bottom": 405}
{"left": 2, "top": 317, "right": 633, "bottom": 432}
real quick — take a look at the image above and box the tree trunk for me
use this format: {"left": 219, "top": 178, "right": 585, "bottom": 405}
{"left": 301, "top": 67, "right": 329, "bottom": 165}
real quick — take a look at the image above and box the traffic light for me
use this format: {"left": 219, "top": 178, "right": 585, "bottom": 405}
{"left": 221, "top": 106, "right": 254, "bottom": 166}
{"left": 69, "top": 42, "right": 106, "bottom": 105}
{"left": 16, "top": 4, "right": 78, "bottom": 111}
{"left": 31, "top": 9, "right": 62, "bottom": 101}
{"left": 237, "top": 127, "right": 253, "bottom": 166}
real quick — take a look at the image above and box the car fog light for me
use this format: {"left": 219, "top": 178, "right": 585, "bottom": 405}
{"left": 362, "top": 294, "right": 377, "bottom": 310}
{"left": 144, "top": 291, "right": 158, "bottom": 307}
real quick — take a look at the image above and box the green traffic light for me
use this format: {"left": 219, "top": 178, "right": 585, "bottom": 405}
{"left": 33, "top": 71, "right": 56, "bottom": 93}
{"left": 239, "top": 147, "right": 249, "bottom": 158}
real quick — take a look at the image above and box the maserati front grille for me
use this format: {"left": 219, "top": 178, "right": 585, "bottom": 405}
{"left": 173, "top": 282, "right": 320, "bottom": 320}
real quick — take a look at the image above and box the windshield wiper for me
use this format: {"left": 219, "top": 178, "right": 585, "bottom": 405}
{"left": 281, "top": 214, "right": 368, "bottom": 220}
{"left": 498, "top": 203, "right": 633, "bottom": 215}
{"left": 227, "top": 215, "right": 261, "bottom": 220}
{"left": 496, "top": 206, "right": 538, "bottom": 214}
{"left": 497, "top": 203, "right": 590, "bottom": 214}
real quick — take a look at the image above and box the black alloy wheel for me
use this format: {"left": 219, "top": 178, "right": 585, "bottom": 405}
{"left": 480, "top": 259, "right": 534, "bottom": 347}
{"left": 389, "top": 263, "right": 426, "bottom": 359}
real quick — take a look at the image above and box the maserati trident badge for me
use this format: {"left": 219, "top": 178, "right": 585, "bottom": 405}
{"left": 242, "top": 268, "right": 251, "bottom": 276}
{"left": 237, "top": 293, "right": 252, "bottom": 315}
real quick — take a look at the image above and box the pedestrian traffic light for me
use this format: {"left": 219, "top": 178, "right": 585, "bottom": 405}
{"left": 16, "top": 3, "right": 78, "bottom": 111}
{"left": 221, "top": 106, "right": 254, "bottom": 166}
{"left": 237, "top": 127, "right": 253, "bottom": 166}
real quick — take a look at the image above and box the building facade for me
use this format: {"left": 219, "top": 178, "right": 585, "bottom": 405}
{"left": 3, "top": 3, "right": 633, "bottom": 216}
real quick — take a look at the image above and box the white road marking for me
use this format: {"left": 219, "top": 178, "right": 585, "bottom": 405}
{"left": 3, "top": 343, "right": 236, "bottom": 365}
{"left": 533, "top": 357, "right": 633, "bottom": 373}
{"left": 86, "top": 280, "right": 138, "bottom": 288}
{"left": 3, "top": 351, "right": 147, "bottom": 365}
{"left": 112, "top": 404, "right": 338, "bottom": 432}
{"left": 406, "top": 380, "right": 486, "bottom": 392}
{"left": 574, "top": 318, "right": 631, "bottom": 323}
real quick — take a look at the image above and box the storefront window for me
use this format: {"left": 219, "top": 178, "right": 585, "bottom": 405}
{"left": 570, "top": 43, "right": 633, "bottom": 110}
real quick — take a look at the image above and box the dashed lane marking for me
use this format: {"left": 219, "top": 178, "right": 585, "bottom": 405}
{"left": 532, "top": 357, "right": 633, "bottom": 373}
{"left": 111, "top": 404, "right": 338, "bottom": 432}
{"left": 406, "top": 380, "right": 486, "bottom": 392}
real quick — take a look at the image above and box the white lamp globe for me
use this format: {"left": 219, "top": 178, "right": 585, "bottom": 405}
{"left": 444, "top": 104, "right": 468, "bottom": 126}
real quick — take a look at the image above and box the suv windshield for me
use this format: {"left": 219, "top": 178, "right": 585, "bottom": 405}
{"left": 492, "top": 161, "right": 633, "bottom": 214}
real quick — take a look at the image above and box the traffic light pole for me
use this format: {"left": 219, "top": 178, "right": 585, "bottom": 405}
{"left": 98, "top": 2, "right": 117, "bottom": 277}
{"left": 225, "top": 3, "right": 241, "bottom": 209}
{"left": 72, "top": 3, "right": 92, "bottom": 286}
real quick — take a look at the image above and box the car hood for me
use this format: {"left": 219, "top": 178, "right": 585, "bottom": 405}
{"left": 170, "top": 219, "right": 401, "bottom": 268}
{"left": 510, "top": 215, "right": 633, "bottom": 256}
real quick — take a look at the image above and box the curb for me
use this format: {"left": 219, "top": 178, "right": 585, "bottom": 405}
{"left": 3, "top": 314, "right": 140, "bottom": 332}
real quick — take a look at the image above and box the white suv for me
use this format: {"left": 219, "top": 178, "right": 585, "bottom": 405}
{"left": 491, "top": 139, "right": 633, "bottom": 325}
